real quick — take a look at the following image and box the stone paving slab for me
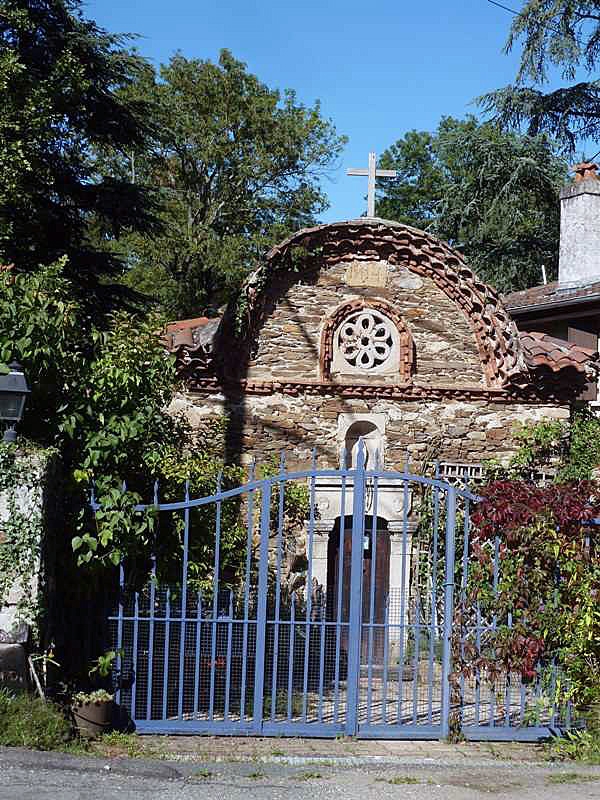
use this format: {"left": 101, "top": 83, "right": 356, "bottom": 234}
{"left": 94, "top": 734, "right": 545, "bottom": 765}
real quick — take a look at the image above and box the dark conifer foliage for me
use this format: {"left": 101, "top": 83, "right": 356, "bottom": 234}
{"left": 481, "top": 1, "right": 600, "bottom": 153}
{"left": 0, "top": 0, "right": 160, "bottom": 313}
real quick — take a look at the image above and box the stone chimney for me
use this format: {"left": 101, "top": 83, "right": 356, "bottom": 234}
{"left": 558, "top": 162, "right": 600, "bottom": 284}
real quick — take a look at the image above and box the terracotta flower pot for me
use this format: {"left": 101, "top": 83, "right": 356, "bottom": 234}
{"left": 72, "top": 699, "right": 113, "bottom": 739}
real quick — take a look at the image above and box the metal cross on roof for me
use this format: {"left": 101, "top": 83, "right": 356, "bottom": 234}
{"left": 347, "top": 152, "right": 397, "bottom": 218}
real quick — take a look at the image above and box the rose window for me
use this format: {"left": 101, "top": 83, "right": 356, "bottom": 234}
{"left": 336, "top": 310, "right": 394, "bottom": 370}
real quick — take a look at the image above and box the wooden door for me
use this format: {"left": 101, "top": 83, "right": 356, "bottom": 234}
{"left": 327, "top": 524, "right": 390, "bottom": 662}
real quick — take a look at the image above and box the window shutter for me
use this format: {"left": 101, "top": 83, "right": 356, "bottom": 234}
{"left": 568, "top": 327, "right": 598, "bottom": 401}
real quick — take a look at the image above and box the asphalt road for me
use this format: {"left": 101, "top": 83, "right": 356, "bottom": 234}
{"left": 3, "top": 747, "right": 600, "bottom": 799}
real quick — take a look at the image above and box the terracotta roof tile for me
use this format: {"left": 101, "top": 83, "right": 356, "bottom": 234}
{"left": 504, "top": 279, "right": 600, "bottom": 312}
{"left": 164, "top": 317, "right": 219, "bottom": 353}
{"left": 519, "top": 331, "right": 598, "bottom": 374}
{"left": 261, "top": 219, "right": 527, "bottom": 388}
{"left": 165, "top": 317, "right": 211, "bottom": 334}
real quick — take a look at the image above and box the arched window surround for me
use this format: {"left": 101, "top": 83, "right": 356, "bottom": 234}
{"left": 320, "top": 299, "right": 415, "bottom": 382}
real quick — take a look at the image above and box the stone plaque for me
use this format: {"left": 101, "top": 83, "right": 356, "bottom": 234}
{"left": 345, "top": 261, "right": 388, "bottom": 287}
{"left": 396, "top": 267, "right": 424, "bottom": 290}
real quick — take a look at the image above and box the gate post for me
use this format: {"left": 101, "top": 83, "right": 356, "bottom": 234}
{"left": 252, "top": 479, "right": 272, "bottom": 733}
{"left": 440, "top": 486, "right": 457, "bottom": 739}
{"left": 345, "top": 439, "right": 366, "bottom": 736}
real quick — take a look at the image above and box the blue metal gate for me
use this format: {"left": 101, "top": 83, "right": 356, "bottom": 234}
{"left": 96, "top": 442, "right": 574, "bottom": 740}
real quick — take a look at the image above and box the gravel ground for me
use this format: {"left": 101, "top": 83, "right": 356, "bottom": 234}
{"left": 3, "top": 747, "right": 600, "bottom": 800}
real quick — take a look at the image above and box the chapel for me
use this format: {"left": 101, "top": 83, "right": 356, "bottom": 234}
{"left": 165, "top": 217, "right": 598, "bottom": 627}
{"left": 166, "top": 217, "right": 597, "bottom": 476}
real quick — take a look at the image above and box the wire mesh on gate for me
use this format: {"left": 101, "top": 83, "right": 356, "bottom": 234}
{"left": 97, "top": 444, "right": 578, "bottom": 739}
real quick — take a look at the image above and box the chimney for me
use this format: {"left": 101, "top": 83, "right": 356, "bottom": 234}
{"left": 558, "top": 162, "right": 600, "bottom": 284}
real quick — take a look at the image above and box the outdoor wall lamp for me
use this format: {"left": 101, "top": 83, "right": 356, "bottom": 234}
{"left": 0, "top": 362, "right": 30, "bottom": 443}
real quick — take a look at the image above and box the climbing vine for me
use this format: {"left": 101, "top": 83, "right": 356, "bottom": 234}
{"left": 459, "top": 480, "right": 600, "bottom": 709}
{"left": 0, "top": 441, "right": 57, "bottom": 634}
{"left": 486, "top": 409, "right": 600, "bottom": 482}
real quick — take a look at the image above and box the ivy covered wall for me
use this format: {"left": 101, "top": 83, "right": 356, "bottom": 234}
{"left": 0, "top": 442, "right": 58, "bottom": 639}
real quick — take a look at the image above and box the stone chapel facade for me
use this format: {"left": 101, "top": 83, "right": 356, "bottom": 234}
{"left": 164, "top": 218, "right": 598, "bottom": 652}
{"left": 166, "top": 218, "right": 597, "bottom": 475}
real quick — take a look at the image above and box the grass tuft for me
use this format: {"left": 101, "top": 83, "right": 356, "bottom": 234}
{"left": 0, "top": 688, "right": 72, "bottom": 751}
{"left": 98, "top": 731, "right": 144, "bottom": 758}
{"left": 377, "top": 775, "right": 420, "bottom": 785}
{"left": 293, "top": 771, "right": 323, "bottom": 781}
{"left": 547, "top": 772, "right": 600, "bottom": 784}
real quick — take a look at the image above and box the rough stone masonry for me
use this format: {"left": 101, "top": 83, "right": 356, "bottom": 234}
{"left": 165, "top": 218, "right": 595, "bottom": 472}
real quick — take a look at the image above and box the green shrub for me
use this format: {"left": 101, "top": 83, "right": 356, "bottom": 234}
{"left": 548, "top": 730, "right": 600, "bottom": 764}
{"left": 0, "top": 689, "right": 72, "bottom": 750}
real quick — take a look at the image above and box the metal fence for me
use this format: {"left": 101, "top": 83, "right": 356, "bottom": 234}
{"left": 94, "top": 442, "right": 576, "bottom": 740}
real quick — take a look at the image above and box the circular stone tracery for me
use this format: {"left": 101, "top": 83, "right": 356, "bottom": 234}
{"left": 337, "top": 310, "right": 394, "bottom": 370}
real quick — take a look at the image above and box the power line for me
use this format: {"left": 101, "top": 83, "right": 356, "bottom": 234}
{"left": 486, "top": 0, "right": 568, "bottom": 37}
{"left": 487, "top": 0, "right": 520, "bottom": 17}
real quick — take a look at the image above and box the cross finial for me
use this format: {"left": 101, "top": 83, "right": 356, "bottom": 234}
{"left": 347, "top": 151, "right": 397, "bottom": 218}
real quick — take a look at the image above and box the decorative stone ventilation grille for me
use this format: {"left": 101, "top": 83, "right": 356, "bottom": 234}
{"left": 337, "top": 310, "right": 394, "bottom": 370}
{"left": 321, "top": 299, "right": 415, "bottom": 382}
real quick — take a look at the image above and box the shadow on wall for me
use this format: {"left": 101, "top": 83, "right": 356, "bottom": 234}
{"left": 214, "top": 266, "right": 369, "bottom": 471}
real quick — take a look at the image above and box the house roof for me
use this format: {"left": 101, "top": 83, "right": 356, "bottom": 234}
{"left": 519, "top": 331, "right": 598, "bottom": 374}
{"left": 504, "top": 278, "right": 600, "bottom": 315}
{"left": 163, "top": 219, "right": 598, "bottom": 400}
{"left": 165, "top": 317, "right": 213, "bottom": 350}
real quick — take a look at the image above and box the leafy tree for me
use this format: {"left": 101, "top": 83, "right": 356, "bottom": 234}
{"left": 376, "top": 116, "right": 567, "bottom": 292}
{"left": 480, "top": 1, "right": 600, "bottom": 152}
{"left": 105, "top": 50, "right": 346, "bottom": 317}
{"left": 0, "top": 0, "right": 159, "bottom": 313}
{"left": 0, "top": 261, "right": 176, "bottom": 468}
{"left": 375, "top": 130, "right": 443, "bottom": 229}
{"left": 0, "top": 260, "right": 247, "bottom": 574}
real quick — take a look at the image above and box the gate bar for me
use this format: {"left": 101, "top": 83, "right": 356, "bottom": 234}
{"left": 252, "top": 480, "right": 272, "bottom": 731}
{"left": 346, "top": 441, "right": 366, "bottom": 736}
{"left": 440, "top": 486, "right": 457, "bottom": 738}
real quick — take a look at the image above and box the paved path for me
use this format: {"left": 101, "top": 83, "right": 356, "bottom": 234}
{"left": 3, "top": 746, "right": 600, "bottom": 800}
{"left": 103, "top": 734, "right": 544, "bottom": 762}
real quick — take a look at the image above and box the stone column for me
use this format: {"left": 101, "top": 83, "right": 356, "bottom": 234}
{"left": 387, "top": 519, "right": 418, "bottom": 663}
{"left": 311, "top": 520, "right": 335, "bottom": 591}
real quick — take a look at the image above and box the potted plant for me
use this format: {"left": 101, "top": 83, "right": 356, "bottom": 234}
{"left": 72, "top": 650, "right": 121, "bottom": 739}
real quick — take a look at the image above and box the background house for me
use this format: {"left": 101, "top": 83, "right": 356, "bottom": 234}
{"left": 504, "top": 163, "right": 600, "bottom": 404}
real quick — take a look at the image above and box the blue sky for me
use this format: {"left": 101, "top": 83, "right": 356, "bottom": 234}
{"left": 86, "top": 0, "right": 538, "bottom": 221}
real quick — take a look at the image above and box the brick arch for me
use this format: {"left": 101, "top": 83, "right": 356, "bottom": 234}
{"left": 255, "top": 219, "right": 527, "bottom": 388}
{"left": 320, "top": 298, "right": 415, "bottom": 382}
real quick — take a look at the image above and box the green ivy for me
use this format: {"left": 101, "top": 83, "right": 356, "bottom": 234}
{"left": 485, "top": 409, "right": 600, "bottom": 482}
{"left": 0, "top": 441, "right": 57, "bottom": 633}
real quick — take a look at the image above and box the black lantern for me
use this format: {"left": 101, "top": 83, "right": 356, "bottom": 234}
{"left": 0, "top": 362, "right": 30, "bottom": 443}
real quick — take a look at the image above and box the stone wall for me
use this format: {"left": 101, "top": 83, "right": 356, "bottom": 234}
{"left": 171, "top": 391, "right": 570, "bottom": 469}
{"left": 247, "top": 260, "right": 484, "bottom": 388}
